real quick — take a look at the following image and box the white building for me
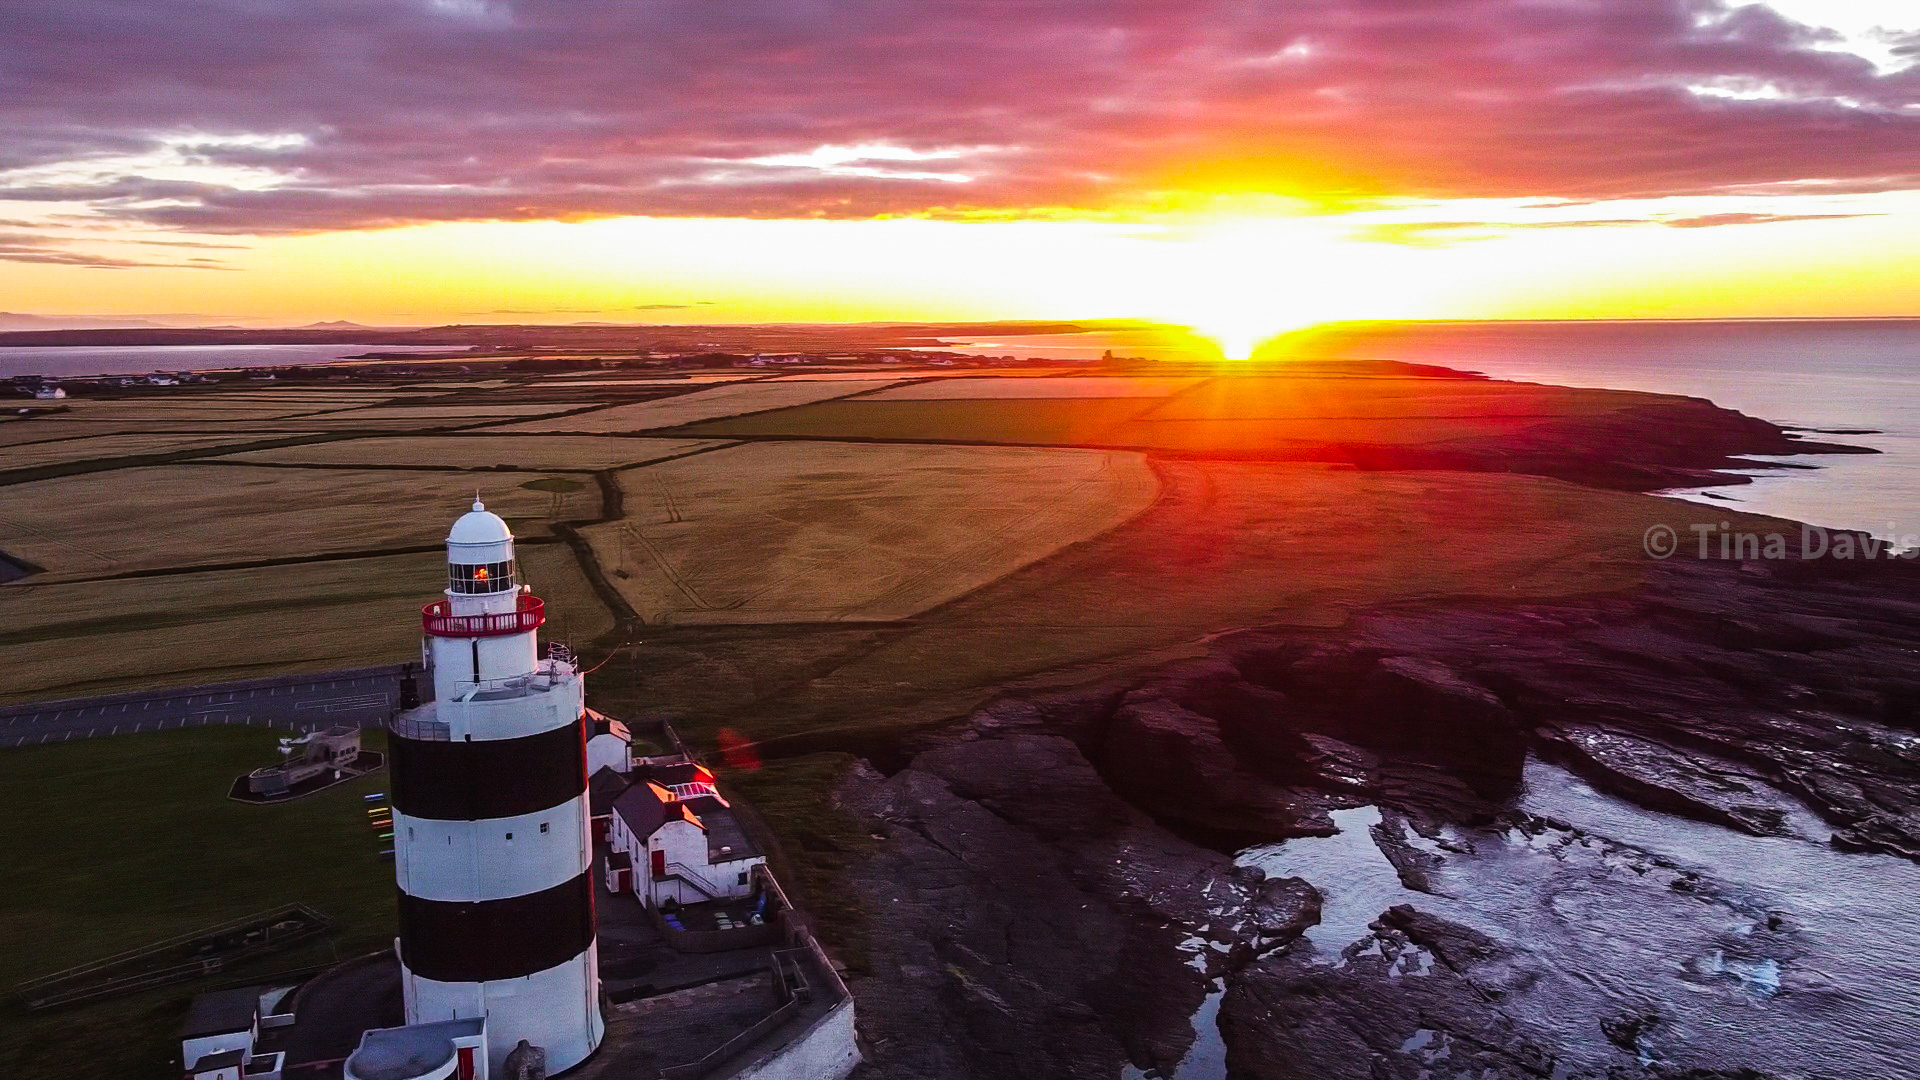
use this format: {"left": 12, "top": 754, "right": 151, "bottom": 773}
{"left": 355, "top": 501, "right": 604, "bottom": 1079}
{"left": 180, "top": 985, "right": 294, "bottom": 1080}
{"left": 605, "top": 761, "right": 766, "bottom": 908}
{"left": 585, "top": 709, "right": 632, "bottom": 775}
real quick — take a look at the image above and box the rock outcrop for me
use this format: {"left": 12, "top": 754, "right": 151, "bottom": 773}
{"left": 838, "top": 553, "right": 1920, "bottom": 1077}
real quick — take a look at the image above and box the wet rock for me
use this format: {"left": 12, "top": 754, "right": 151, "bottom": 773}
{"left": 1534, "top": 725, "right": 1790, "bottom": 837}
{"left": 841, "top": 724, "right": 1318, "bottom": 1080}
{"left": 840, "top": 554, "right": 1920, "bottom": 1076}
{"left": 1369, "top": 812, "right": 1443, "bottom": 894}
{"left": 1602, "top": 1011, "right": 1659, "bottom": 1053}
{"left": 1098, "top": 693, "right": 1336, "bottom": 838}
{"left": 1217, "top": 908, "right": 1555, "bottom": 1080}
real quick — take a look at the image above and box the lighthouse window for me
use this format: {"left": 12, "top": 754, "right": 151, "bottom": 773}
{"left": 540, "top": 823, "right": 550, "bottom": 834}
{"left": 448, "top": 560, "right": 515, "bottom": 594}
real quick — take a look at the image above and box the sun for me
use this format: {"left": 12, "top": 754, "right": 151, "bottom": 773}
{"left": 1147, "top": 215, "right": 1368, "bottom": 361}
{"left": 1183, "top": 308, "right": 1309, "bottom": 362}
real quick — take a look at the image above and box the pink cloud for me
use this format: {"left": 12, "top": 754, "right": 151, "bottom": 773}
{"left": 0, "top": 0, "right": 1912, "bottom": 233}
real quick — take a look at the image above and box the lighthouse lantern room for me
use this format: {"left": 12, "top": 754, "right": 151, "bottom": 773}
{"left": 361, "top": 501, "right": 604, "bottom": 1079}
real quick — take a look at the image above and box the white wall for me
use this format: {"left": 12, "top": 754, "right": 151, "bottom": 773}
{"left": 395, "top": 796, "right": 591, "bottom": 903}
{"left": 403, "top": 951, "right": 603, "bottom": 1076}
{"left": 182, "top": 1032, "right": 249, "bottom": 1073}
{"left": 731, "top": 998, "right": 860, "bottom": 1080}
{"left": 586, "top": 732, "right": 630, "bottom": 775}
{"left": 430, "top": 671, "right": 580, "bottom": 742}
{"left": 646, "top": 819, "right": 712, "bottom": 906}
{"left": 613, "top": 808, "right": 769, "bottom": 905}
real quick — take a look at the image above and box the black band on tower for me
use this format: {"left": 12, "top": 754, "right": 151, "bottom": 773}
{"left": 389, "top": 716, "right": 588, "bottom": 820}
{"left": 398, "top": 873, "right": 597, "bottom": 983}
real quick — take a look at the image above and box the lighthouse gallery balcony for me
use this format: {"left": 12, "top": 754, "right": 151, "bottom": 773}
{"left": 421, "top": 594, "right": 545, "bottom": 637}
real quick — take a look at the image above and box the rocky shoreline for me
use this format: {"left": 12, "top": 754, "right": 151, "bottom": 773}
{"left": 834, "top": 551, "right": 1920, "bottom": 1078}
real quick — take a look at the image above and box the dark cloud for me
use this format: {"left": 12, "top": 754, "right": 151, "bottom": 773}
{"left": 0, "top": 0, "right": 1913, "bottom": 233}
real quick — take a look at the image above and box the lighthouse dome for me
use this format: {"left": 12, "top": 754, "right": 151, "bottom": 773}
{"left": 448, "top": 500, "right": 512, "bottom": 545}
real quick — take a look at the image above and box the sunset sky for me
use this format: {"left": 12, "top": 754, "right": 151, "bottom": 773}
{"left": 2, "top": 0, "right": 1917, "bottom": 349}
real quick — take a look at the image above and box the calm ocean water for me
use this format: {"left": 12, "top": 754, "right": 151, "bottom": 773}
{"left": 954, "top": 320, "right": 1920, "bottom": 540}
{"left": 1305, "top": 320, "right": 1920, "bottom": 541}
{"left": 0, "top": 343, "right": 448, "bottom": 379}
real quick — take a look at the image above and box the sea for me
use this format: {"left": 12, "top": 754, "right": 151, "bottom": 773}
{"left": 948, "top": 320, "right": 1920, "bottom": 542}
{"left": 0, "top": 343, "right": 449, "bottom": 380}
{"left": 1228, "top": 759, "right": 1920, "bottom": 1080}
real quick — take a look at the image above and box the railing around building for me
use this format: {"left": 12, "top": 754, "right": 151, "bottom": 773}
{"left": 389, "top": 715, "right": 450, "bottom": 742}
{"left": 420, "top": 594, "right": 545, "bottom": 638}
{"left": 659, "top": 861, "right": 727, "bottom": 899}
{"left": 446, "top": 661, "right": 575, "bottom": 703}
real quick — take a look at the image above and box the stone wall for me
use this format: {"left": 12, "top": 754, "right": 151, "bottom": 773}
{"left": 729, "top": 996, "right": 858, "bottom": 1080}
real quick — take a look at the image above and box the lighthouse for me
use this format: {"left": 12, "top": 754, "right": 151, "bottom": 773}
{"left": 385, "top": 501, "right": 603, "bottom": 1075}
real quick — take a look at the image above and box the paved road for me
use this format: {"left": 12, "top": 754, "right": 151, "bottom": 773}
{"left": 0, "top": 666, "right": 407, "bottom": 749}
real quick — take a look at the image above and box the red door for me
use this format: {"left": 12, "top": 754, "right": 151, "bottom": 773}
{"left": 458, "top": 1046, "right": 475, "bottom": 1080}
{"left": 651, "top": 849, "right": 666, "bottom": 880}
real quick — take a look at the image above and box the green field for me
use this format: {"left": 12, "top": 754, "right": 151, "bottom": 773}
{"left": 215, "top": 434, "right": 729, "bottom": 470}
{"left": 0, "top": 464, "right": 598, "bottom": 578}
{"left": 0, "top": 543, "right": 609, "bottom": 704}
{"left": 580, "top": 441, "right": 1159, "bottom": 623}
{"left": 678, "top": 397, "right": 1158, "bottom": 444}
{"left": 678, "top": 378, "right": 1671, "bottom": 450}
{"left": 0, "top": 728, "right": 397, "bottom": 1080}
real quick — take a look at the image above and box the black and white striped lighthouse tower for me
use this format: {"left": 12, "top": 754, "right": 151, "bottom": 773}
{"left": 388, "top": 501, "right": 603, "bottom": 1074}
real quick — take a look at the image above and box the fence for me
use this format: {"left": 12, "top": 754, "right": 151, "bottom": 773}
{"left": 11, "top": 904, "right": 335, "bottom": 1011}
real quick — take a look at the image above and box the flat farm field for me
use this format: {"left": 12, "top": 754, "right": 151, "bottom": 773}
{"left": 680, "top": 397, "right": 1156, "bottom": 444}
{"left": 868, "top": 376, "right": 1204, "bottom": 399}
{"left": 216, "top": 434, "right": 731, "bottom": 470}
{"left": 305, "top": 403, "right": 590, "bottom": 421}
{"left": 581, "top": 441, "right": 1159, "bottom": 622}
{"left": 613, "top": 460, "right": 1812, "bottom": 748}
{"left": 492, "top": 379, "right": 900, "bottom": 433}
{"left": 0, "top": 432, "right": 307, "bottom": 470}
{"left": 0, "top": 464, "right": 598, "bottom": 576}
{"left": 680, "top": 376, "right": 1680, "bottom": 451}
{"left": 0, "top": 544, "right": 609, "bottom": 702}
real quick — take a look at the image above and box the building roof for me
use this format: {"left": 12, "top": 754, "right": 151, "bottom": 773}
{"left": 684, "top": 794, "right": 762, "bottom": 862}
{"left": 586, "top": 708, "right": 627, "bottom": 741}
{"left": 189, "top": 1048, "right": 245, "bottom": 1072}
{"left": 588, "top": 766, "right": 630, "bottom": 817}
{"left": 346, "top": 1017, "right": 486, "bottom": 1080}
{"left": 611, "top": 768, "right": 762, "bottom": 861}
{"left": 638, "top": 761, "right": 713, "bottom": 789}
{"left": 611, "top": 780, "right": 673, "bottom": 838}
{"left": 446, "top": 501, "right": 511, "bottom": 545}
{"left": 182, "top": 986, "right": 262, "bottom": 1039}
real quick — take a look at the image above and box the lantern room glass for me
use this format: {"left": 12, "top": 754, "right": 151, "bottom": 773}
{"left": 449, "top": 559, "right": 516, "bottom": 594}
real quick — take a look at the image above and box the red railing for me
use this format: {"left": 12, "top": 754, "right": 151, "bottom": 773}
{"left": 421, "top": 595, "right": 545, "bottom": 638}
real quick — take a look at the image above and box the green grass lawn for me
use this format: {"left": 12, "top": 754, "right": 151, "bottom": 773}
{"left": 0, "top": 727, "right": 396, "bottom": 1079}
